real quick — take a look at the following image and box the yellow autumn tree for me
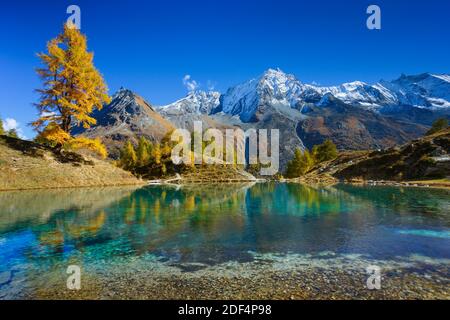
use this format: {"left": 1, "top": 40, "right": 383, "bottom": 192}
{"left": 33, "top": 23, "right": 110, "bottom": 158}
{"left": 153, "top": 143, "right": 162, "bottom": 165}
{"left": 136, "top": 136, "right": 151, "bottom": 166}
{"left": 119, "top": 141, "right": 137, "bottom": 171}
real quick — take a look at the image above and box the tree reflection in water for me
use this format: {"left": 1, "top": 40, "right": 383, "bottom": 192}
{"left": 0, "top": 183, "right": 448, "bottom": 269}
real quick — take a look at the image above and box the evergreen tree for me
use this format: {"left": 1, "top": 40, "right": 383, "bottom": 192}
{"left": 426, "top": 118, "right": 448, "bottom": 136}
{"left": 301, "top": 149, "right": 315, "bottom": 172}
{"left": 285, "top": 148, "right": 315, "bottom": 178}
{"left": 285, "top": 148, "right": 303, "bottom": 178}
{"left": 33, "top": 23, "right": 110, "bottom": 157}
{"left": 313, "top": 139, "right": 338, "bottom": 163}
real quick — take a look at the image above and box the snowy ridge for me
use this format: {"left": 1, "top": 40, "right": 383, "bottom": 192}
{"left": 217, "top": 69, "right": 450, "bottom": 122}
{"left": 155, "top": 69, "right": 449, "bottom": 123}
{"left": 221, "top": 68, "right": 318, "bottom": 121}
{"left": 158, "top": 90, "right": 220, "bottom": 115}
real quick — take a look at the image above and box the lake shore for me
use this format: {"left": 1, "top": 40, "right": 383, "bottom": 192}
{"left": 19, "top": 253, "right": 450, "bottom": 300}
{"left": 1, "top": 184, "right": 448, "bottom": 300}
{"left": 284, "top": 178, "right": 450, "bottom": 190}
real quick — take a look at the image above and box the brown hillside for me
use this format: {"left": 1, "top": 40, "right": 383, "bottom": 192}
{"left": 298, "top": 128, "right": 450, "bottom": 185}
{"left": 0, "top": 136, "right": 144, "bottom": 191}
{"left": 72, "top": 88, "right": 174, "bottom": 159}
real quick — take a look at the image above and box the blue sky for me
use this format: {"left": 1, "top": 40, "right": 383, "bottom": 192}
{"left": 0, "top": 0, "right": 449, "bottom": 139}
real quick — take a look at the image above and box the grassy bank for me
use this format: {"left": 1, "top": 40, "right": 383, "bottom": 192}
{"left": 287, "top": 129, "right": 450, "bottom": 188}
{"left": 0, "top": 135, "right": 144, "bottom": 191}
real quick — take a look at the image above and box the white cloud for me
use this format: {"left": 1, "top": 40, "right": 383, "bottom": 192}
{"left": 183, "top": 74, "right": 199, "bottom": 92}
{"left": 3, "top": 118, "right": 18, "bottom": 131}
{"left": 4, "top": 118, "right": 27, "bottom": 140}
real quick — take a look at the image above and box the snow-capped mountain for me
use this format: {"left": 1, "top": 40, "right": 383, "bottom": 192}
{"left": 379, "top": 73, "right": 450, "bottom": 109}
{"left": 220, "top": 68, "right": 315, "bottom": 122}
{"left": 151, "top": 68, "right": 447, "bottom": 167}
{"left": 158, "top": 90, "right": 221, "bottom": 115}
{"left": 156, "top": 69, "right": 449, "bottom": 125}
{"left": 157, "top": 90, "right": 226, "bottom": 130}
{"left": 76, "top": 69, "right": 448, "bottom": 167}
{"left": 215, "top": 68, "right": 450, "bottom": 122}
{"left": 319, "top": 81, "right": 398, "bottom": 109}
{"left": 322, "top": 72, "right": 450, "bottom": 110}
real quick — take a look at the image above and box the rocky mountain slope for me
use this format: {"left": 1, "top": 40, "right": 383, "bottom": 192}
{"left": 157, "top": 69, "right": 445, "bottom": 167}
{"left": 73, "top": 88, "right": 174, "bottom": 158}
{"left": 74, "top": 69, "right": 449, "bottom": 170}
{"left": 297, "top": 94, "right": 428, "bottom": 150}
{"left": 157, "top": 91, "right": 226, "bottom": 130}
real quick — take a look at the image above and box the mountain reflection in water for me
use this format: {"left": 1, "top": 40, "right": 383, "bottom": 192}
{"left": 0, "top": 183, "right": 448, "bottom": 271}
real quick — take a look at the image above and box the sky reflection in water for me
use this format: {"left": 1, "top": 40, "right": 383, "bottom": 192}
{"left": 0, "top": 183, "right": 449, "bottom": 276}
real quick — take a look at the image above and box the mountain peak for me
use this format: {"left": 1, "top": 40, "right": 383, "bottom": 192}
{"left": 341, "top": 81, "right": 367, "bottom": 88}
{"left": 111, "top": 87, "right": 136, "bottom": 100}
{"left": 116, "top": 86, "right": 132, "bottom": 94}
{"left": 392, "top": 72, "right": 450, "bottom": 85}
{"left": 263, "top": 67, "right": 285, "bottom": 76}
{"left": 186, "top": 89, "right": 220, "bottom": 99}
{"left": 260, "top": 68, "right": 297, "bottom": 83}
{"left": 73, "top": 87, "right": 174, "bottom": 157}
{"left": 159, "top": 90, "right": 220, "bottom": 115}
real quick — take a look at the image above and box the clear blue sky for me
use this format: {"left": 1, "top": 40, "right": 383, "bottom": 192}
{"left": 0, "top": 0, "right": 449, "bottom": 138}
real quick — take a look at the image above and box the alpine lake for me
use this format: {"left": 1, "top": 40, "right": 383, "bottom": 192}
{"left": 0, "top": 182, "right": 448, "bottom": 299}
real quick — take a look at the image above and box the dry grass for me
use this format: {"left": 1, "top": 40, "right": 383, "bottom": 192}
{"left": 180, "top": 165, "right": 256, "bottom": 183}
{"left": 0, "top": 135, "right": 144, "bottom": 191}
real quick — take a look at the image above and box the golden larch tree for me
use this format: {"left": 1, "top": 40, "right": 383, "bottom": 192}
{"left": 33, "top": 23, "right": 110, "bottom": 158}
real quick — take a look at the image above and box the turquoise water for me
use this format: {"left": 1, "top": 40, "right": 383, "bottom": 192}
{"left": 0, "top": 183, "right": 449, "bottom": 297}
